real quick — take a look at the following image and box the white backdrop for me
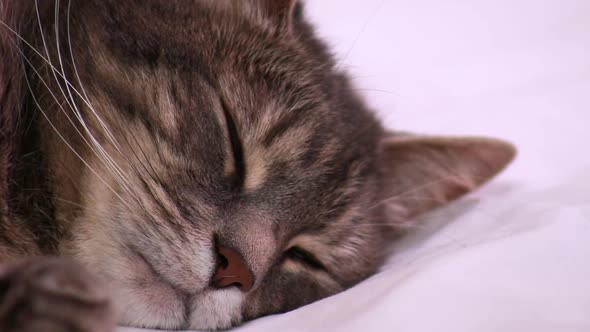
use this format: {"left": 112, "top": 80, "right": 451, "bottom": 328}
{"left": 121, "top": 1, "right": 590, "bottom": 331}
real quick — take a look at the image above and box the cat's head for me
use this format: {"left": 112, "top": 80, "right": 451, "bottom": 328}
{"left": 21, "top": 0, "right": 515, "bottom": 330}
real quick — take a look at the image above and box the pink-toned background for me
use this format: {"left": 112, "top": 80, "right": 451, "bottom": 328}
{"left": 307, "top": 0, "right": 589, "bottom": 187}
{"left": 122, "top": 1, "right": 590, "bottom": 331}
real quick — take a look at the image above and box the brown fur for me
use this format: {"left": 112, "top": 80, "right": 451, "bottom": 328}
{"left": 0, "top": 1, "right": 516, "bottom": 331}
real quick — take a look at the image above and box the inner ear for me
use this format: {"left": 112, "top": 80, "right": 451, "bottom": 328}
{"left": 378, "top": 135, "right": 516, "bottom": 224}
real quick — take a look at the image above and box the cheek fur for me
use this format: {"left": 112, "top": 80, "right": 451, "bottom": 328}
{"left": 61, "top": 175, "right": 239, "bottom": 329}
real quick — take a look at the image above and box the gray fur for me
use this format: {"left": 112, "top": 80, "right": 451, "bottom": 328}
{"left": 0, "top": 1, "right": 515, "bottom": 331}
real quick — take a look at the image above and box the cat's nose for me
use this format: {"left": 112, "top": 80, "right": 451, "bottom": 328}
{"left": 212, "top": 246, "right": 254, "bottom": 292}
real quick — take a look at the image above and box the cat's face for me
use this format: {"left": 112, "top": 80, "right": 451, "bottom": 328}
{"left": 28, "top": 0, "right": 515, "bottom": 330}
{"left": 45, "top": 1, "right": 384, "bottom": 329}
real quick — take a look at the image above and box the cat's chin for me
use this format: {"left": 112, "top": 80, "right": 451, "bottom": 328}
{"left": 113, "top": 248, "right": 244, "bottom": 330}
{"left": 63, "top": 221, "right": 245, "bottom": 329}
{"left": 188, "top": 288, "right": 244, "bottom": 330}
{"left": 92, "top": 247, "right": 244, "bottom": 330}
{"left": 113, "top": 274, "right": 187, "bottom": 330}
{"left": 115, "top": 286, "right": 244, "bottom": 330}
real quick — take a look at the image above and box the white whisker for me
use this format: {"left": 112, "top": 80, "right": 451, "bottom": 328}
{"left": 2, "top": 11, "right": 132, "bottom": 190}
{"left": 54, "top": 1, "right": 137, "bottom": 194}
{"left": 339, "top": 0, "right": 386, "bottom": 67}
{"left": 54, "top": 197, "right": 113, "bottom": 219}
{"left": 65, "top": 0, "right": 125, "bottom": 153}
{"left": 31, "top": 1, "right": 140, "bottom": 202}
{"left": 2, "top": 9, "right": 163, "bottom": 206}
{"left": 14, "top": 40, "right": 134, "bottom": 210}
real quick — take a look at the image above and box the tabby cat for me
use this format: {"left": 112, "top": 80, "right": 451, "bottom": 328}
{"left": 0, "top": 1, "right": 515, "bottom": 331}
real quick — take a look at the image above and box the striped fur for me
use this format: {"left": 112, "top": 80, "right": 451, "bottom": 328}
{"left": 0, "top": 1, "right": 515, "bottom": 330}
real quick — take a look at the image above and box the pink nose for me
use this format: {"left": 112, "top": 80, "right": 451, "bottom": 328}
{"left": 212, "top": 246, "right": 254, "bottom": 292}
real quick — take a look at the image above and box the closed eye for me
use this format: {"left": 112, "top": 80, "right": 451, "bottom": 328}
{"left": 220, "top": 98, "right": 245, "bottom": 188}
{"left": 284, "top": 246, "right": 326, "bottom": 271}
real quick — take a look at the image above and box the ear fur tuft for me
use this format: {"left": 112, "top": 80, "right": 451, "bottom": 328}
{"left": 378, "top": 135, "right": 516, "bottom": 224}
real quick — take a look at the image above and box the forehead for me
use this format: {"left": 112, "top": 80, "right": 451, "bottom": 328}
{"left": 92, "top": 6, "right": 375, "bottom": 143}
{"left": 94, "top": 1, "right": 323, "bottom": 122}
{"left": 80, "top": 1, "right": 382, "bottom": 220}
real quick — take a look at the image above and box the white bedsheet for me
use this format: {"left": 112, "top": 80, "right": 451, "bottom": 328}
{"left": 119, "top": 1, "right": 590, "bottom": 331}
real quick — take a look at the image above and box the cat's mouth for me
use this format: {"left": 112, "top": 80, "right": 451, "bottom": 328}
{"left": 130, "top": 242, "right": 252, "bottom": 294}
{"left": 133, "top": 249, "right": 177, "bottom": 287}
{"left": 118, "top": 244, "right": 244, "bottom": 330}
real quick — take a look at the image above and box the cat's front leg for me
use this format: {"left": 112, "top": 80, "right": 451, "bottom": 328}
{"left": 0, "top": 257, "right": 116, "bottom": 332}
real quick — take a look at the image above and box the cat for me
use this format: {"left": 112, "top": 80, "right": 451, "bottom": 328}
{"left": 0, "top": 0, "right": 516, "bottom": 331}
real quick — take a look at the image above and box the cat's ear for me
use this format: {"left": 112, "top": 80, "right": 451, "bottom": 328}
{"left": 377, "top": 135, "right": 516, "bottom": 223}
{"left": 258, "top": 0, "right": 297, "bottom": 33}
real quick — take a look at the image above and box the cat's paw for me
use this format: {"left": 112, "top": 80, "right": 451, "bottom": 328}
{"left": 0, "top": 257, "right": 116, "bottom": 332}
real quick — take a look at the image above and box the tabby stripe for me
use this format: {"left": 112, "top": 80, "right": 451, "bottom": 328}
{"left": 262, "top": 108, "right": 309, "bottom": 147}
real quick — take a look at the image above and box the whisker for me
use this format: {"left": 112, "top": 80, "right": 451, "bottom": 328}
{"left": 2, "top": 14, "right": 131, "bottom": 190}
{"left": 2, "top": 12, "right": 164, "bottom": 206}
{"left": 53, "top": 197, "right": 113, "bottom": 219}
{"left": 65, "top": 0, "right": 125, "bottom": 154}
{"left": 15, "top": 41, "right": 134, "bottom": 211}
{"left": 2, "top": 10, "right": 163, "bottom": 209}
{"left": 18, "top": 44, "right": 138, "bottom": 205}
{"left": 48, "top": 0, "right": 138, "bottom": 197}
{"left": 64, "top": 0, "right": 164, "bottom": 202}
{"left": 352, "top": 88, "right": 401, "bottom": 96}
{"left": 339, "top": 0, "right": 386, "bottom": 66}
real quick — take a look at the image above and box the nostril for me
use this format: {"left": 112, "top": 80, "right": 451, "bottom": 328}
{"left": 212, "top": 246, "right": 254, "bottom": 292}
{"left": 217, "top": 251, "right": 229, "bottom": 269}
